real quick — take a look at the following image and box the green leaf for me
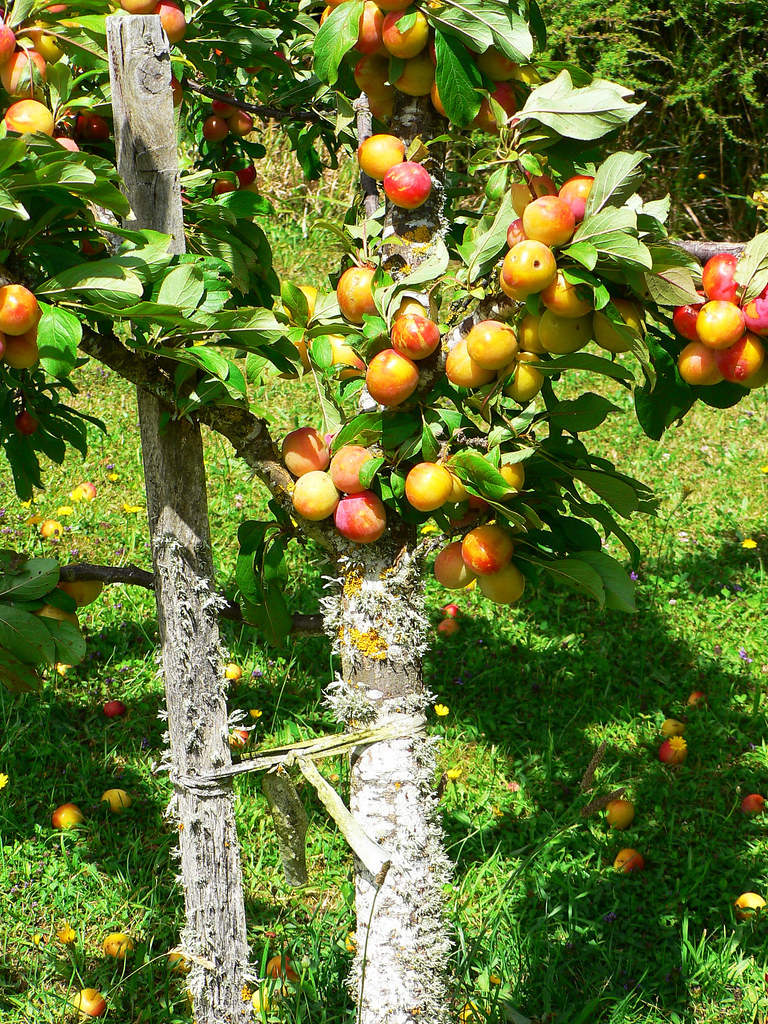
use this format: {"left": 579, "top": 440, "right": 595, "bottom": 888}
{"left": 0, "top": 647, "right": 43, "bottom": 692}
{"left": 38, "top": 260, "right": 145, "bottom": 307}
{"left": 0, "top": 182, "right": 29, "bottom": 221}
{"left": 236, "top": 522, "right": 292, "bottom": 648}
{"left": 576, "top": 550, "right": 637, "bottom": 612}
{"left": 735, "top": 231, "right": 768, "bottom": 304}
{"left": 0, "top": 135, "right": 28, "bottom": 175}
{"left": 236, "top": 521, "right": 271, "bottom": 602}
{"left": 381, "top": 243, "right": 449, "bottom": 316}
{"left": 37, "top": 617, "right": 86, "bottom": 665}
{"left": 534, "top": 351, "right": 636, "bottom": 383}
{"left": 421, "top": 420, "right": 440, "bottom": 463}
{"left": 0, "top": 605, "right": 57, "bottom": 665}
{"left": 449, "top": 450, "right": 511, "bottom": 501}
{"left": 242, "top": 590, "right": 292, "bottom": 648}
{"left": 359, "top": 456, "right": 385, "bottom": 489}
{"left": 426, "top": 0, "right": 533, "bottom": 62}
{"left": 633, "top": 332, "right": 693, "bottom": 440}
{"left": 563, "top": 240, "right": 598, "bottom": 271}
{"left": 644, "top": 266, "right": 701, "bottom": 307}
{"left": 313, "top": 0, "right": 365, "bottom": 86}
{"left": 465, "top": 191, "right": 516, "bottom": 284}
{"left": 536, "top": 556, "right": 606, "bottom": 605}
{"left": 434, "top": 30, "right": 483, "bottom": 128}
{"left": 547, "top": 393, "right": 622, "bottom": 433}
{"left": 570, "top": 469, "right": 640, "bottom": 518}
{"left": 573, "top": 205, "right": 638, "bottom": 245}
{"left": 594, "top": 232, "right": 652, "bottom": 269}
{"left": 281, "top": 281, "right": 311, "bottom": 326}
{"left": 583, "top": 151, "right": 649, "bottom": 218}
{"left": 0, "top": 555, "right": 59, "bottom": 601}
{"left": 309, "top": 335, "right": 333, "bottom": 370}
{"left": 517, "top": 72, "right": 644, "bottom": 141}
{"left": 36, "top": 302, "right": 82, "bottom": 378}
{"left": 156, "top": 264, "right": 206, "bottom": 315}
{"left": 333, "top": 411, "right": 420, "bottom": 451}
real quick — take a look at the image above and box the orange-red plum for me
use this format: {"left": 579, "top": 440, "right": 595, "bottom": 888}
{"left": 365, "top": 348, "right": 419, "bottom": 406}
{"left": 330, "top": 445, "right": 374, "bottom": 493}
{"left": 521, "top": 195, "right": 576, "bottom": 248}
{"left": 383, "top": 161, "right": 432, "bottom": 209}
{"left": 465, "top": 319, "right": 518, "bottom": 370}
{"left": 404, "top": 462, "right": 453, "bottom": 511}
{"left": 292, "top": 471, "right": 340, "bottom": 520}
{"left": 434, "top": 541, "right": 477, "bottom": 589}
{"left": 281, "top": 427, "right": 330, "bottom": 477}
{"left": 461, "top": 524, "right": 514, "bottom": 576}
{"left": 334, "top": 490, "right": 387, "bottom": 543}
{"left": 391, "top": 313, "right": 440, "bottom": 360}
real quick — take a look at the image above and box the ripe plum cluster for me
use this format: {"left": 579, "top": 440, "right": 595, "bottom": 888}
{"left": 673, "top": 253, "right": 768, "bottom": 388}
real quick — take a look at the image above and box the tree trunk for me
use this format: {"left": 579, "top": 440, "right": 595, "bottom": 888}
{"left": 324, "top": 540, "right": 452, "bottom": 1024}
{"left": 106, "top": 17, "right": 251, "bottom": 1022}
{"left": 323, "top": 93, "right": 454, "bottom": 1024}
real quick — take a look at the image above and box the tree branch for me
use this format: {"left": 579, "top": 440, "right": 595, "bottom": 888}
{"left": 354, "top": 94, "right": 381, "bottom": 221}
{"left": 58, "top": 561, "right": 324, "bottom": 634}
{"left": 671, "top": 239, "right": 746, "bottom": 261}
{"left": 180, "top": 77, "right": 330, "bottom": 124}
{"left": 77, "top": 326, "right": 339, "bottom": 554}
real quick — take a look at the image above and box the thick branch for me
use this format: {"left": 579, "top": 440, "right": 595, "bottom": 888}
{"left": 671, "top": 239, "right": 746, "bottom": 260}
{"left": 58, "top": 561, "right": 324, "bottom": 634}
{"left": 354, "top": 94, "right": 381, "bottom": 220}
{"left": 181, "top": 77, "right": 329, "bottom": 124}
{"left": 78, "top": 326, "right": 338, "bottom": 553}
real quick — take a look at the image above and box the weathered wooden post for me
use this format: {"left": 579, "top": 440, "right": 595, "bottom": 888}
{"left": 106, "top": 16, "right": 251, "bottom": 1022}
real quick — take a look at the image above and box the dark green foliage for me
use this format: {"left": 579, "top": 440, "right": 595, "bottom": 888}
{"left": 539, "top": 0, "right": 768, "bottom": 239}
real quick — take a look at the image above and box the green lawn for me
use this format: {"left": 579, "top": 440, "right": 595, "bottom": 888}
{"left": 2, "top": 236, "right": 768, "bottom": 1023}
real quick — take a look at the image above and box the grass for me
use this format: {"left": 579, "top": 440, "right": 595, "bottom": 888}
{"left": 2, "top": 170, "right": 768, "bottom": 1023}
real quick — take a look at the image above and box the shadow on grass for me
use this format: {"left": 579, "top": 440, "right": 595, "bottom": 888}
{"left": 424, "top": 553, "right": 768, "bottom": 1023}
{"left": 3, "top": 532, "right": 766, "bottom": 1023}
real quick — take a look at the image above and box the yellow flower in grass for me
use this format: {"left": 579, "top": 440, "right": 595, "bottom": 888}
{"left": 0, "top": 772, "right": 8, "bottom": 791}
{"left": 122, "top": 503, "right": 143, "bottom": 514}
{"left": 697, "top": 173, "right": 706, "bottom": 180}
{"left": 742, "top": 539, "right": 757, "bottom": 549}
{"left": 489, "top": 974, "right": 501, "bottom": 985}
{"left": 249, "top": 709, "right": 262, "bottom": 719}
{"left": 446, "top": 767, "right": 462, "bottom": 781}
{"left": 434, "top": 703, "right": 449, "bottom": 717}
{"left": 26, "top": 515, "right": 44, "bottom": 525}
{"left": 108, "top": 473, "right": 119, "bottom": 482}
{"left": 56, "top": 506, "right": 74, "bottom": 517}
{"left": 57, "top": 924, "right": 76, "bottom": 946}
{"left": 761, "top": 465, "right": 768, "bottom": 474}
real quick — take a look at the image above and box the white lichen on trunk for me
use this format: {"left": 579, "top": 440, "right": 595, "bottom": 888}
{"left": 322, "top": 543, "right": 453, "bottom": 1024}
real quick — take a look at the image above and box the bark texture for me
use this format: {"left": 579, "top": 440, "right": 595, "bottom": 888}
{"left": 323, "top": 542, "right": 452, "bottom": 1024}
{"left": 107, "top": 16, "right": 251, "bottom": 1022}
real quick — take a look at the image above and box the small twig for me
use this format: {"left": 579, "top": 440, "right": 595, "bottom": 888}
{"left": 580, "top": 787, "right": 627, "bottom": 818}
{"left": 181, "top": 77, "right": 329, "bottom": 124}
{"left": 579, "top": 739, "right": 607, "bottom": 792}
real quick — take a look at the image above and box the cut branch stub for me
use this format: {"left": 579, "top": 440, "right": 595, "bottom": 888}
{"left": 262, "top": 770, "right": 309, "bottom": 887}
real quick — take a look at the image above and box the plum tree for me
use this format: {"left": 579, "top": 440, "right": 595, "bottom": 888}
{"left": 0, "top": 0, "right": 765, "bottom": 1021}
